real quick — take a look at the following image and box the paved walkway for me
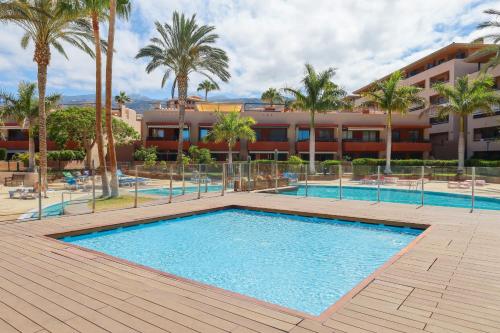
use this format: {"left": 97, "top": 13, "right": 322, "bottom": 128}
{"left": 0, "top": 193, "right": 499, "bottom": 332}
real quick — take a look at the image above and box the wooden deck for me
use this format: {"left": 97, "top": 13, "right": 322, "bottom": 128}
{"left": 0, "top": 192, "right": 499, "bottom": 332}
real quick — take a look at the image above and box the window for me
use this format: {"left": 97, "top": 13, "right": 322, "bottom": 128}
{"left": 183, "top": 128, "right": 190, "bottom": 141}
{"left": 362, "top": 131, "right": 378, "bottom": 142}
{"left": 317, "top": 129, "right": 334, "bottom": 142}
{"left": 297, "top": 129, "right": 310, "bottom": 142}
{"left": 474, "top": 126, "right": 500, "bottom": 141}
{"left": 392, "top": 130, "right": 401, "bottom": 142}
{"left": 408, "top": 130, "right": 420, "bottom": 142}
{"left": 199, "top": 128, "right": 210, "bottom": 140}
{"left": 269, "top": 128, "right": 287, "bottom": 142}
{"left": 150, "top": 128, "right": 165, "bottom": 138}
{"left": 342, "top": 130, "right": 353, "bottom": 140}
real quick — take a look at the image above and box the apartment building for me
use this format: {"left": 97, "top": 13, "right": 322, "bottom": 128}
{"left": 0, "top": 105, "right": 141, "bottom": 161}
{"left": 142, "top": 103, "right": 431, "bottom": 161}
{"left": 353, "top": 42, "right": 500, "bottom": 160}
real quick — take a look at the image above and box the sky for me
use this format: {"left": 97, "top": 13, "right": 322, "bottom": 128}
{"left": 0, "top": 0, "right": 499, "bottom": 100}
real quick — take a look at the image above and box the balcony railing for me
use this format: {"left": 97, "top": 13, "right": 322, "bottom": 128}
{"left": 343, "top": 138, "right": 382, "bottom": 143}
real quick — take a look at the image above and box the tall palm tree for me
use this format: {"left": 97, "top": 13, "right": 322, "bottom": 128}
{"left": 114, "top": 90, "right": 131, "bottom": 108}
{"left": 0, "top": 82, "right": 60, "bottom": 171}
{"left": 284, "top": 64, "right": 347, "bottom": 173}
{"left": 432, "top": 75, "right": 500, "bottom": 171}
{"left": 0, "top": 0, "right": 94, "bottom": 192}
{"left": 470, "top": 9, "right": 500, "bottom": 73}
{"left": 206, "top": 111, "right": 256, "bottom": 166}
{"left": 76, "top": 0, "right": 129, "bottom": 197}
{"left": 136, "top": 12, "right": 231, "bottom": 163}
{"left": 197, "top": 80, "right": 219, "bottom": 101}
{"left": 261, "top": 88, "right": 284, "bottom": 106}
{"left": 362, "top": 70, "right": 424, "bottom": 173}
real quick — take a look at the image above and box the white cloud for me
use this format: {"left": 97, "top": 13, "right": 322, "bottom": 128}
{"left": 0, "top": 0, "right": 499, "bottom": 99}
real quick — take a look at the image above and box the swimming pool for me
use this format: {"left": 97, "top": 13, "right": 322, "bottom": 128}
{"left": 62, "top": 209, "right": 421, "bottom": 315}
{"left": 137, "top": 185, "right": 222, "bottom": 196}
{"left": 280, "top": 185, "right": 500, "bottom": 210}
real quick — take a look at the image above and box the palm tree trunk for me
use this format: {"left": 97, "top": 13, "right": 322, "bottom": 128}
{"left": 34, "top": 44, "right": 50, "bottom": 197}
{"left": 105, "top": 0, "right": 119, "bottom": 197}
{"left": 28, "top": 125, "right": 35, "bottom": 172}
{"left": 458, "top": 115, "right": 465, "bottom": 171}
{"left": 309, "top": 111, "right": 316, "bottom": 174}
{"left": 92, "top": 12, "right": 110, "bottom": 197}
{"left": 205, "top": 90, "right": 208, "bottom": 101}
{"left": 177, "top": 75, "right": 188, "bottom": 164}
{"left": 385, "top": 112, "right": 392, "bottom": 174}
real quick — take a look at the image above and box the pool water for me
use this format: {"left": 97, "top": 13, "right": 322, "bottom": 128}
{"left": 280, "top": 185, "right": 500, "bottom": 211}
{"left": 62, "top": 209, "right": 421, "bottom": 315}
{"left": 137, "top": 185, "right": 222, "bottom": 196}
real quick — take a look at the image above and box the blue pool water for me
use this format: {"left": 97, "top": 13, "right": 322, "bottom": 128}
{"left": 280, "top": 185, "right": 500, "bottom": 211}
{"left": 137, "top": 185, "right": 222, "bottom": 196}
{"left": 62, "top": 209, "right": 421, "bottom": 315}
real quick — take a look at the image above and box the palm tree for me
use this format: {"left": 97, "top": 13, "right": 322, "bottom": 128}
{"left": 197, "top": 80, "right": 219, "bottom": 101}
{"left": 76, "top": 0, "right": 129, "bottom": 198}
{"left": 0, "top": 82, "right": 60, "bottom": 171}
{"left": 114, "top": 90, "right": 131, "bottom": 108}
{"left": 470, "top": 9, "right": 500, "bottom": 73}
{"left": 206, "top": 111, "right": 256, "bottom": 166}
{"left": 284, "top": 64, "right": 347, "bottom": 173}
{"left": 136, "top": 12, "right": 231, "bottom": 163}
{"left": 432, "top": 76, "right": 500, "bottom": 171}
{"left": 261, "top": 88, "right": 284, "bottom": 106}
{"left": 362, "top": 70, "right": 424, "bottom": 174}
{"left": 0, "top": 0, "right": 94, "bottom": 192}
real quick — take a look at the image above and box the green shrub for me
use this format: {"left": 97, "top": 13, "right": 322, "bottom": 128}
{"left": 188, "top": 145, "right": 213, "bottom": 164}
{"left": 287, "top": 155, "right": 305, "bottom": 164}
{"left": 0, "top": 148, "right": 6, "bottom": 161}
{"left": 351, "top": 158, "right": 459, "bottom": 167}
{"left": 466, "top": 159, "right": 500, "bottom": 167}
{"left": 134, "top": 146, "right": 157, "bottom": 161}
{"left": 46, "top": 150, "right": 84, "bottom": 161}
{"left": 13, "top": 152, "right": 30, "bottom": 165}
{"left": 321, "top": 160, "right": 341, "bottom": 167}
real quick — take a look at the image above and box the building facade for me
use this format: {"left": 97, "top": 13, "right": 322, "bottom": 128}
{"left": 142, "top": 103, "right": 431, "bottom": 161}
{"left": 353, "top": 42, "right": 500, "bottom": 160}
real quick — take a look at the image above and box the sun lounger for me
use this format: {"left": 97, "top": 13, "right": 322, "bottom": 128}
{"left": 4, "top": 174, "right": 25, "bottom": 187}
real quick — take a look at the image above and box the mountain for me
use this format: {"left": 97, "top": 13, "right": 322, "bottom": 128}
{"left": 61, "top": 94, "right": 264, "bottom": 113}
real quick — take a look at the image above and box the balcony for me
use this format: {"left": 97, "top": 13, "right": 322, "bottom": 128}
{"left": 343, "top": 140, "right": 385, "bottom": 152}
{"left": 145, "top": 139, "right": 190, "bottom": 150}
{"left": 392, "top": 141, "right": 432, "bottom": 152}
{"left": 296, "top": 141, "right": 338, "bottom": 152}
{"left": 0, "top": 140, "right": 58, "bottom": 150}
{"left": 248, "top": 141, "right": 289, "bottom": 152}
{"left": 197, "top": 142, "right": 240, "bottom": 152}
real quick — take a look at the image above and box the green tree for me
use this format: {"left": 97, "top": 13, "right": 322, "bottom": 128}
{"left": 470, "top": 9, "right": 500, "bottom": 73}
{"left": 362, "top": 70, "right": 424, "bottom": 173}
{"left": 206, "top": 111, "right": 256, "bottom": 166}
{"left": 261, "top": 88, "right": 284, "bottom": 106}
{"left": 432, "top": 76, "right": 500, "bottom": 170}
{"left": 197, "top": 80, "right": 219, "bottom": 101}
{"left": 114, "top": 90, "right": 131, "bottom": 108}
{"left": 0, "top": 82, "right": 60, "bottom": 171}
{"left": 188, "top": 145, "right": 213, "bottom": 164}
{"left": 136, "top": 12, "right": 230, "bottom": 163}
{"left": 47, "top": 106, "right": 139, "bottom": 169}
{"left": 0, "top": 0, "right": 95, "bottom": 193}
{"left": 76, "top": 0, "right": 130, "bottom": 197}
{"left": 284, "top": 64, "right": 348, "bottom": 173}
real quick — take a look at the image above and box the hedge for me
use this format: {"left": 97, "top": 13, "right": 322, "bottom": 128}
{"left": 321, "top": 160, "right": 341, "bottom": 167}
{"left": 351, "top": 158, "right": 458, "bottom": 167}
{"left": 47, "top": 150, "right": 85, "bottom": 161}
{"left": 0, "top": 148, "right": 6, "bottom": 161}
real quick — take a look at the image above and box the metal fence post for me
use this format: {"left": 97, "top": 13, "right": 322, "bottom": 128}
{"left": 197, "top": 164, "right": 201, "bottom": 199}
{"left": 274, "top": 162, "right": 278, "bottom": 193}
{"left": 339, "top": 164, "right": 343, "bottom": 200}
{"left": 133, "top": 166, "right": 138, "bottom": 208}
{"left": 222, "top": 164, "right": 226, "bottom": 196}
{"left": 471, "top": 167, "right": 475, "bottom": 213}
{"left": 61, "top": 192, "right": 65, "bottom": 216}
{"left": 92, "top": 161, "right": 96, "bottom": 213}
{"left": 421, "top": 166, "right": 425, "bottom": 207}
{"left": 238, "top": 163, "right": 242, "bottom": 192}
{"left": 205, "top": 165, "right": 208, "bottom": 193}
{"left": 305, "top": 164, "right": 309, "bottom": 197}
{"left": 182, "top": 164, "right": 185, "bottom": 195}
{"left": 169, "top": 165, "right": 173, "bottom": 204}
{"left": 38, "top": 167, "right": 42, "bottom": 220}
{"left": 377, "top": 165, "right": 381, "bottom": 203}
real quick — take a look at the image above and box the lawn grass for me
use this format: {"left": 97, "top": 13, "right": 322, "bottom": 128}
{"left": 90, "top": 195, "right": 157, "bottom": 212}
